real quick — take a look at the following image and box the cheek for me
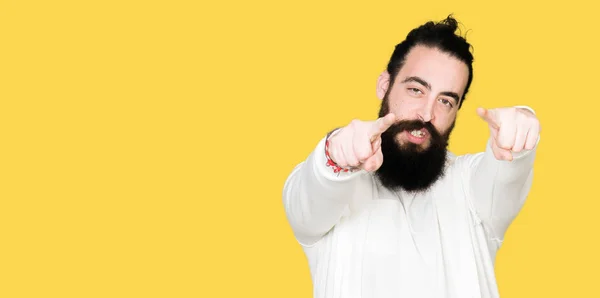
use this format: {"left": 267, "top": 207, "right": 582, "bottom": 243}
{"left": 432, "top": 116, "right": 454, "bottom": 133}
{"left": 389, "top": 97, "right": 421, "bottom": 118}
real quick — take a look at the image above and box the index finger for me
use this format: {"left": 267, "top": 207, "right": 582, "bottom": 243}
{"left": 369, "top": 113, "right": 396, "bottom": 141}
{"left": 476, "top": 107, "right": 500, "bottom": 130}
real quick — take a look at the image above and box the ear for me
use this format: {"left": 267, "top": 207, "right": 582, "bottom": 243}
{"left": 376, "top": 71, "right": 390, "bottom": 100}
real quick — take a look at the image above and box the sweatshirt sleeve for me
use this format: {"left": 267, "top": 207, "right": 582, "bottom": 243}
{"left": 282, "top": 134, "right": 365, "bottom": 246}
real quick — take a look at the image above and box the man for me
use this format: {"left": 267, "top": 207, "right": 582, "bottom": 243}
{"left": 282, "top": 15, "right": 540, "bottom": 298}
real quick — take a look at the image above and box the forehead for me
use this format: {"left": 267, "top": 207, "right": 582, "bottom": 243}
{"left": 396, "top": 45, "right": 469, "bottom": 95}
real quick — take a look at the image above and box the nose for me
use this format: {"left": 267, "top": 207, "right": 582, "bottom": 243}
{"left": 417, "top": 98, "right": 436, "bottom": 122}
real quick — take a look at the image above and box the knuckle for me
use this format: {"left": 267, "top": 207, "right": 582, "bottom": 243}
{"left": 499, "top": 143, "right": 511, "bottom": 150}
{"left": 495, "top": 138, "right": 505, "bottom": 147}
{"left": 345, "top": 152, "right": 358, "bottom": 165}
{"left": 356, "top": 150, "right": 371, "bottom": 162}
{"left": 497, "top": 138, "right": 510, "bottom": 148}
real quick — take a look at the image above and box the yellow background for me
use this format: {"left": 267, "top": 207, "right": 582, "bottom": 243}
{"left": 1, "top": 0, "right": 598, "bottom": 297}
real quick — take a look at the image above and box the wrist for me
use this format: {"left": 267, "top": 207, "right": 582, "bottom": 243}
{"left": 325, "top": 128, "right": 349, "bottom": 173}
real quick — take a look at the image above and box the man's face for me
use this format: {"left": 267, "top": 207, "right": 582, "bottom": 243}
{"left": 377, "top": 45, "right": 469, "bottom": 150}
{"left": 373, "top": 45, "right": 470, "bottom": 192}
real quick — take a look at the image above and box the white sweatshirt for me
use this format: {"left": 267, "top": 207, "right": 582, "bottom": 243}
{"left": 282, "top": 123, "right": 537, "bottom": 298}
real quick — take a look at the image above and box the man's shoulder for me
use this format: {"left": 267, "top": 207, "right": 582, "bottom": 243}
{"left": 446, "top": 150, "right": 457, "bottom": 162}
{"left": 445, "top": 150, "right": 485, "bottom": 170}
{"left": 444, "top": 150, "right": 459, "bottom": 168}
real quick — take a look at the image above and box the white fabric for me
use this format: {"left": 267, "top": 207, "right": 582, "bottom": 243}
{"left": 282, "top": 112, "right": 538, "bottom": 298}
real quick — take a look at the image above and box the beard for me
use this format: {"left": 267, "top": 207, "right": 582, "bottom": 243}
{"left": 374, "top": 96, "right": 455, "bottom": 193}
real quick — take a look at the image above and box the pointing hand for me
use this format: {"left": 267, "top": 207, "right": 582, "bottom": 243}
{"left": 327, "top": 113, "right": 396, "bottom": 172}
{"left": 477, "top": 107, "right": 540, "bottom": 161}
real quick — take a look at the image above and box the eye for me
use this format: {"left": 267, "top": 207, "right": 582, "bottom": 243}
{"left": 408, "top": 88, "right": 423, "bottom": 95}
{"left": 438, "top": 98, "right": 454, "bottom": 108}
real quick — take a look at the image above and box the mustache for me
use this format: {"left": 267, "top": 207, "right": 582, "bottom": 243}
{"left": 386, "top": 119, "right": 437, "bottom": 136}
{"left": 383, "top": 119, "right": 448, "bottom": 148}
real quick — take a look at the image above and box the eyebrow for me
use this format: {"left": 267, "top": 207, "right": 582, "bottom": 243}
{"left": 401, "top": 76, "right": 461, "bottom": 105}
{"left": 402, "top": 76, "right": 431, "bottom": 90}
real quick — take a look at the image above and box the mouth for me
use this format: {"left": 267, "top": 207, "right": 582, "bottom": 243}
{"left": 404, "top": 128, "right": 429, "bottom": 145}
